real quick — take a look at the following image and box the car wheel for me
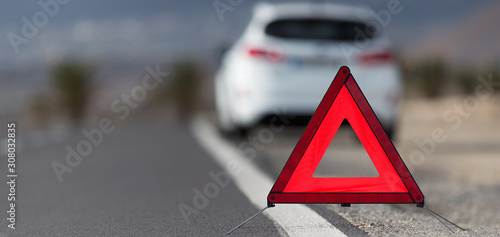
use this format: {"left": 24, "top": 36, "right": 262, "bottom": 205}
{"left": 218, "top": 124, "right": 249, "bottom": 138}
{"left": 216, "top": 108, "right": 250, "bottom": 138}
{"left": 234, "top": 126, "right": 250, "bottom": 138}
{"left": 384, "top": 125, "right": 396, "bottom": 141}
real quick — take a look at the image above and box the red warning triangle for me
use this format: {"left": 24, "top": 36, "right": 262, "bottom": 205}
{"left": 268, "top": 66, "right": 424, "bottom": 206}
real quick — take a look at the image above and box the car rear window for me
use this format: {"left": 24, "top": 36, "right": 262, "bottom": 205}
{"left": 265, "top": 19, "right": 375, "bottom": 41}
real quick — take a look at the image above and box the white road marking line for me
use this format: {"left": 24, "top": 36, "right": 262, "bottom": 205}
{"left": 191, "top": 116, "right": 347, "bottom": 237}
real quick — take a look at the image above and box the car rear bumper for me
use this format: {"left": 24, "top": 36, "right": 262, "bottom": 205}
{"left": 225, "top": 63, "right": 401, "bottom": 128}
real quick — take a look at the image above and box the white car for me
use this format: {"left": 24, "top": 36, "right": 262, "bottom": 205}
{"left": 215, "top": 2, "right": 402, "bottom": 138}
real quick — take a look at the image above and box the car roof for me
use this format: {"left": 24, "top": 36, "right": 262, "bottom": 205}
{"left": 253, "top": 2, "right": 373, "bottom": 23}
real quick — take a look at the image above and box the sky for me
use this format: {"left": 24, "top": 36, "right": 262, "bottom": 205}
{"left": 0, "top": 0, "right": 496, "bottom": 116}
{"left": 0, "top": 0, "right": 495, "bottom": 70}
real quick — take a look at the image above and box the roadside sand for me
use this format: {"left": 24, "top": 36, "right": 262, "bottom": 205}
{"left": 258, "top": 95, "right": 500, "bottom": 236}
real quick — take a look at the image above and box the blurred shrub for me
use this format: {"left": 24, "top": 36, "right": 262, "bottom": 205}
{"left": 51, "top": 60, "right": 94, "bottom": 125}
{"left": 484, "top": 63, "right": 500, "bottom": 94}
{"left": 163, "top": 59, "right": 202, "bottom": 121}
{"left": 456, "top": 68, "right": 477, "bottom": 95}
{"left": 28, "top": 93, "right": 53, "bottom": 128}
{"left": 401, "top": 57, "right": 500, "bottom": 98}
{"left": 412, "top": 58, "right": 448, "bottom": 98}
{"left": 399, "top": 59, "right": 414, "bottom": 98}
{"left": 455, "top": 63, "right": 500, "bottom": 95}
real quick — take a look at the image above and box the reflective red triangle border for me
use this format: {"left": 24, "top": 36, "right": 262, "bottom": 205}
{"left": 267, "top": 66, "right": 424, "bottom": 206}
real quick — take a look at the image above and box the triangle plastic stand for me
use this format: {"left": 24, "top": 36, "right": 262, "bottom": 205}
{"left": 268, "top": 66, "right": 424, "bottom": 207}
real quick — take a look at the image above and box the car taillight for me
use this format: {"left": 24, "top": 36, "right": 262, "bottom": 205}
{"left": 358, "top": 50, "right": 393, "bottom": 65}
{"left": 247, "top": 47, "right": 284, "bottom": 63}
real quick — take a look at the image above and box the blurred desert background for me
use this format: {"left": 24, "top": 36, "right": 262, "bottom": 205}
{"left": 1, "top": 0, "right": 499, "bottom": 236}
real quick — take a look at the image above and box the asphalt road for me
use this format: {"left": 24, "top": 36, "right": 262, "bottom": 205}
{"left": 1, "top": 113, "right": 497, "bottom": 236}
{"left": 0, "top": 124, "right": 283, "bottom": 236}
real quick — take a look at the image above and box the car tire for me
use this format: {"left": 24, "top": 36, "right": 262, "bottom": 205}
{"left": 384, "top": 125, "right": 396, "bottom": 141}
{"left": 219, "top": 124, "right": 249, "bottom": 138}
{"left": 216, "top": 108, "right": 250, "bottom": 138}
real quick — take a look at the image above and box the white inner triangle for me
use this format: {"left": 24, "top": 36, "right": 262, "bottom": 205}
{"left": 312, "top": 119, "right": 379, "bottom": 178}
